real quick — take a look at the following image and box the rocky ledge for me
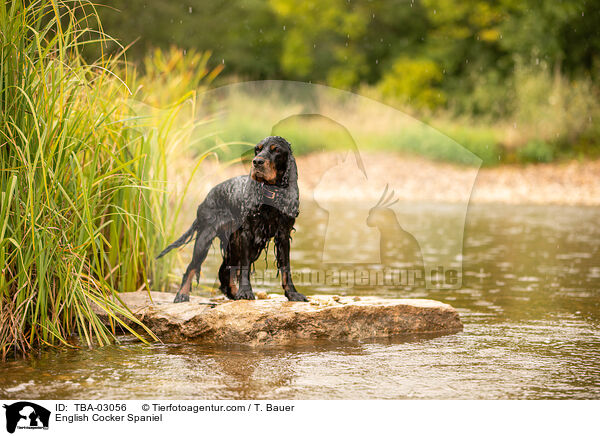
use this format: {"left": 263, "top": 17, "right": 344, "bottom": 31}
{"left": 99, "top": 291, "right": 463, "bottom": 346}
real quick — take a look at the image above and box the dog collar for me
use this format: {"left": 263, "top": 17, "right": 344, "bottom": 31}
{"left": 261, "top": 184, "right": 280, "bottom": 200}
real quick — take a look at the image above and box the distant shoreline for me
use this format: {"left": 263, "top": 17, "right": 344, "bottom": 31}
{"left": 294, "top": 152, "right": 600, "bottom": 207}
{"left": 186, "top": 152, "right": 600, "bottom": 207}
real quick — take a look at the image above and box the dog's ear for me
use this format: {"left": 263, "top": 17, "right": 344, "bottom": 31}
{"left": 281, "top": 144, "right": 297, "bottom": 187}
{"left": 279, "top": 142, "right": 300, "bottom": 217}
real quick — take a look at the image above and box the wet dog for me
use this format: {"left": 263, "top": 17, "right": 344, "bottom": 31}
{"left": 157, "top": 136, "right": 307, "bottom": 303}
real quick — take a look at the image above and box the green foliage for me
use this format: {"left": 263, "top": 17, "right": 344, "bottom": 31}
{"left": 134, "top": 46, "right": 223, "bottom": 107}
{"left": 92, "top": 0, "right": 600, "bottom": 102}
{"left": 433, "top": 124, "right": 502, "bottom": 166}
{"left": 517, "top": 140, "right": 555, "bottom": 164}
{"left": 81, "top": 0, "right": 600, "bottom": 164}
{"left": 513, "top": 63, "right": 599, "bottom": 143}
{"left": 0, "top": 1, "right": 218, "bottom": 358}
{"left": 378, "top": 57, "right": 446, "bottom": 110}
{"left": 451, "top": 69, "right": 514, "bottom": 119}
{"left": 270, "top": 0, "right": 370, "bottom": 87}
{"left": 92, "top": 0, "right": 282, "bottom": 79}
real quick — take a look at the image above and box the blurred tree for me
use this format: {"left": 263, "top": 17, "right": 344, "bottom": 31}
{"left": 269, "top": 0, "right": 430, "bottom": 88}
{"left": 422, "top": 0, "right": 600, "bottom": 116}
{"left": 378, "top": 57, "right": 445, "bottom": 109}
{"left": 560, "top": 0, "right": 600, "bottom": 80}
{"left": 269, "top": 0, "right": 369, "bottom": 87}
{"left": 421, "top": 0, "right": 513, "bottom": 115}
{"left": 96, "top": 0, "right": 282, "bottom": 78}
{"left": 93, "top": 0, "right": 600, "bottom": 119}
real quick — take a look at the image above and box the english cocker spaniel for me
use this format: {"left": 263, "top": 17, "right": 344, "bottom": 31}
{"left": 157, "top": 136, "right": 307, "bottom": 303}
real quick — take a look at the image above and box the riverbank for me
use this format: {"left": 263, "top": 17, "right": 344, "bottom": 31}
{"left": 298, "top": 152, "right": 600, "bottom": 206}
{"left": 190, "top": 152, "right": 600, "bottom": 206}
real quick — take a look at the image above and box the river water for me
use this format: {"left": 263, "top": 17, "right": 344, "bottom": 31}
{"left": 1, "top": 202, "right": 599, "bottom": 399}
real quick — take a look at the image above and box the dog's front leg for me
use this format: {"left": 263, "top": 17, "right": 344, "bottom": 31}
{"left": 234, "top": 265, "right": 255, "bottom": 300}
{"left": 275, "top": 230, "right": 308, "bottom": 302}
{"left": 234, "top": 234, "right": 255, "bottom": 300}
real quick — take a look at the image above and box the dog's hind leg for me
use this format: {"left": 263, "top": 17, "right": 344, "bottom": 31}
{"left": 174, "top": 226, "right": 215, "bottom": 303}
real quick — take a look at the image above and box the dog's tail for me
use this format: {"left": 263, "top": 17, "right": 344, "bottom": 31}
{"left": 156, "top": 218, "right": 198, "bottom": 259}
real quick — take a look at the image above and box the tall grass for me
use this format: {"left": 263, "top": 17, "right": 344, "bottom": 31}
{"left": 125, "top": 45, "right": 223, "bottom": 292}
{"left": 0, "top": 1, "right": 218, "bottom": 358}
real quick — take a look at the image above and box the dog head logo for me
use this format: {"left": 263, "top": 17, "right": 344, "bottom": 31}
{"left": 2, "top": 402, "right": 50, "bottom": 433}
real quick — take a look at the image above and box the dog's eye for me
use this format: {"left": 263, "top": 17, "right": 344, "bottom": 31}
{"left": 270, "top": 146, "right": 278, "bottom": 153}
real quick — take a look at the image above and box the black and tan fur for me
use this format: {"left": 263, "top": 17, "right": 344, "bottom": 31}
{"left": 157, "top": 136, "right": 307, "bottom": 303}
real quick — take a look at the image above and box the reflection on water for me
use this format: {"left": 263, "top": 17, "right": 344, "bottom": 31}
{"left": 1, "top": 202, "right": 599, "bottom": 399}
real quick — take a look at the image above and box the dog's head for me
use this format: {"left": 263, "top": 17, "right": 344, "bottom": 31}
{"left": 251, "top": 136, "right": 295, "bottom": 186}
{"left": 249, "top": 136, "right": 299, "bottom": 217}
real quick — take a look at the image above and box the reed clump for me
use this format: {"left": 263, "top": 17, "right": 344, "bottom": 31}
{"left": 0, "top": 0, "right": 219, "bottom": 358}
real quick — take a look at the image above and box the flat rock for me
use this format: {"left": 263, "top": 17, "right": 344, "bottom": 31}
{"left": 99, "top": 291, "right": 462, "bottom": 346}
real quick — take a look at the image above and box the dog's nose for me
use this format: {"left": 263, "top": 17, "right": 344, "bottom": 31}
{"left": 253, "top": 157, "right": 265, "bottom": 167}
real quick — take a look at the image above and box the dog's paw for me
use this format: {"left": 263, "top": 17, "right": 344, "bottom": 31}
{"left": 173, "top": 292, "right": 190, "bottom": 303}
{"left": 234, "top": 288, "right": 256, "bottom": 300}
{"left": 286, "top": 291, "right": 308, "bottom": 302}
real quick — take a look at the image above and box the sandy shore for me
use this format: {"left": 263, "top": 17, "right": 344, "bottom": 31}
{"left": 177, "top": 152, "right": 600, "bottom": 206}
{"left": 296, "top": 152, "right": 600, "bottom": 206}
